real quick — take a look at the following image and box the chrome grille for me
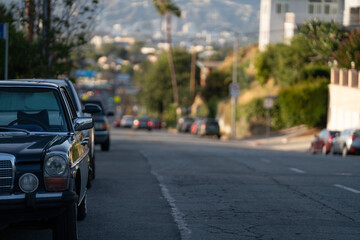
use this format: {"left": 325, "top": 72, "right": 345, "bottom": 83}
{"left": 0, "top": 154, "right": 15, "bottom": 193}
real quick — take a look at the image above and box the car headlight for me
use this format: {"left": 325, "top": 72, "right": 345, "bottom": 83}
{"left": 44, "top": 155, "right": 68, "bottom": 177}
{"left": 19, "top": 173, "right": 39, "bottom": 193}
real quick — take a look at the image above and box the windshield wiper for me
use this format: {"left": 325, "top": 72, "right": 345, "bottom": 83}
{"left": 0, "top": 127, "right": 30, "bottom": 135}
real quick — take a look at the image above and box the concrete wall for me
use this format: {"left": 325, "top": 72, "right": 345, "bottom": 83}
{"left": 327, "top": 67, "right": 360, "bottom": 131}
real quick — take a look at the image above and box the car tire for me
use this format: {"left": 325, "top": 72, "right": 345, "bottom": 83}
{"left": 101, "top": 138, "right": 110, "bottom": 151}
{"left": 77, "top": 192, "right": 87, "bottom": 221}
{"left": 342, "top": 146, "right": 348, "bottom": 158}
{"left": 52, "top": 202, "right": 78, "bottom": 240}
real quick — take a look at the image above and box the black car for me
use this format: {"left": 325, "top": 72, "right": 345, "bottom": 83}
{"left": 15, "top": 79, "right": 100, "bottom": 182}
{"left": 132, "top": 117, "right": 152, "bottom": 131}
{"left": 197, "top": 119, "right": 221, "bottom": 139}
{"left": 0, "top": 81, "right": 95, "bottom": 239}
{"left": 82, "top": 100, "right": 113, "bottom": 151}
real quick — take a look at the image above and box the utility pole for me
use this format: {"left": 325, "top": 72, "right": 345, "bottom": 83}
{"left": 0, "top": 23, "right": 9, "bottom": 80}
{"left": 190, "top": 46, "right": 196, "bottom": 102}
{"left": 231, "top": 32, "right": 238, "bottom": 139}
{"left": 43, "top": 0, "right": 51, "bottom": 66}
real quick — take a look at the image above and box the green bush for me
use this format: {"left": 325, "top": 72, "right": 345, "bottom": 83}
{"left": 163, "top": 104, "right": 177, "bottom": 128}
{"left": 237, "top": 97, "right": 284, "bottom": 136}
{"left": 279, "top": 78, "right": 329, "bottom": 128}
{"left": 300, "top": 65, "right": 330, "bottom": 81}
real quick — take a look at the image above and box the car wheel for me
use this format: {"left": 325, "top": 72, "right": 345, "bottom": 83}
{"left": 52, "top": 202, "right": 78, "bottom": 240}
{"left": 342, "top": 146, "right": 348, "bottom": 157}
{"left": 77, "top": 192, "right": 87, "bottom": 221}
{"left": 101, "top": 138, "right": 110, "bottom": 151}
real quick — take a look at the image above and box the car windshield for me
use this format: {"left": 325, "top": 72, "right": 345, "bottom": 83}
{"left": 0, "top": 87, "right": 68, "bottom": 132}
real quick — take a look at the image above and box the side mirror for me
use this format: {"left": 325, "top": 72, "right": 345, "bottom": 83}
{"left": 107, "top": 111, "right": 115, "bottom": 117}
{"left": 74, "top": 117, "right": 93, "bottom": 131}
{"left": 83, "top": 104, "right": 101, "bottom": 114}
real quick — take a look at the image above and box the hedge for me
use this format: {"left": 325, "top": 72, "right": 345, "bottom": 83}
{"left": 278, "top": 79, "right": 328, "bottom": 128}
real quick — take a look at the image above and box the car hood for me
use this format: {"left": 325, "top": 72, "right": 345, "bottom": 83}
{"left": 0, "top": 134, "right": 68, "bottom": 163}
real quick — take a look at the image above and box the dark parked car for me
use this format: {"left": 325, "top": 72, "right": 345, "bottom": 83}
{"left": 133, "top": 117, "right": 152, "bottom": 131}
{"left": 197, "top": 119, "right": 221, "bottom": 139}
{"left": 0, "top": 81, "right": 94, "bottom": 239}
{"left": 190, "top": 118, "right": 204, "bottom": 135}
{"left": 310, "top": 129, "right": 339, "bottom": 155}
{"left": 177, "top": 117, "right": 194, "bottom": 133}
{"left": 16, "top": 79, "right": 100, "bottom": 182}
{"left": 331, "top": 128, "right": 360, "bottom": 157}
{"left": 150, "top": 118, "right": 162, "bottom": 129}
{"left": 82, "top": 100, "right": 112, "bottom": 151}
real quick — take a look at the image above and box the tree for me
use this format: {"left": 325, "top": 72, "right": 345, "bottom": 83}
{"left": 334, "top": 30, "right": 360, "bottom": 70}
{"left": 152, "top": 0, "right": 181, "bottom": 106}
{"left": 135, "top": 49, "right": 191, "bottom": 116}
{"left": 299, "top": 19, "right": 345, "bottom": 61}
{"left": 1, "top": 0, "right": 100, "bottom": 78}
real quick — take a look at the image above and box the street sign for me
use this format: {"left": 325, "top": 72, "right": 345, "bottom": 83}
{"left": 229, "top": 82, "right": 240, "bottom": 97}
{"left": 263, "top": 97, "right": 274, "bottom": 109}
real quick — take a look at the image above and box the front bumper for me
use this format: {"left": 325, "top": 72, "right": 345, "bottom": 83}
{"left": 0, "top": 191, "right": 77, "bottom": 225}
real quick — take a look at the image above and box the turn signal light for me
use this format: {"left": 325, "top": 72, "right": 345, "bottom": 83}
{"left": 44, "top": 178, "right": 68, "bottom": 191}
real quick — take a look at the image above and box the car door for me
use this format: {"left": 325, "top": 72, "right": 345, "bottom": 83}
{"left": 60, "top": 88, "right": 89, "bottom": 198}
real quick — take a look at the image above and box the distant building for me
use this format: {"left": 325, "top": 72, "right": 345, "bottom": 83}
{"left": 259, "top": 0, "right": 360, "bottom": 51}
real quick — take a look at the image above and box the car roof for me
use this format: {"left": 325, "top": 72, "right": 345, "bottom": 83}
{"left": 0, "top": 80, "right": 60, "bottom": 89}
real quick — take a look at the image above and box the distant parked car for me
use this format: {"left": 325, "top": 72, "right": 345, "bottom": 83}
{"left": 82, "top": 100, "right": 113, "bottom": 151}
{"left": 133, "top": 117, "right": 152, "bottom": 131}
{"left": 113, "top": 117, "right": 122, "bottom": 128}
{"left": 150, "top": 118, "right": 162, "bottom": 129}
{"left": 310, "top": 129, "right": 339, "bottom": 155}
{"left": 331, "top": 128, "right": 360, "bottom": 157}
{"left": 177, "top": 117, "right": 194, "bottom": 133}
{"left": 121, "top": 115, "right": 134, "bottom": 128}
{"left": 197, "top": 119, "right": 221, "bottom": 139}
{"left": 190, "top": 118, "right": 204, "bottom": 135}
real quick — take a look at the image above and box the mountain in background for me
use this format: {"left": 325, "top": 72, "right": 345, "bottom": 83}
{"left": 98, "top": 0, "right": 260, "bottom": 40}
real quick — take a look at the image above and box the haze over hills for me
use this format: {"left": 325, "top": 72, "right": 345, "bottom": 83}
{"left": 98, "top": 0, "right": 260, "bottom": 40}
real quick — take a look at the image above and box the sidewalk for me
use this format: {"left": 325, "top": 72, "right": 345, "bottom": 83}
{"left": 232, "top": 125, "right": 314, "bottom": 153}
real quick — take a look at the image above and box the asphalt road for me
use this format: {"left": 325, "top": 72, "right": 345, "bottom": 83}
{"left": 2, "top": 128, "right": 360, "bottom": 239}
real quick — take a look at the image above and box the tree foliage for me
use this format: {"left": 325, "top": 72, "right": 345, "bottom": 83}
{"left": 135, "top": 49, "right": 191, "bottom": 116}
{"left": 254, "top": 20, "right": 342, "bottom": 86}
{"left": 334, "top": 30, "right": 360, "bottom": 70}
{"left": 300, "top": 19, "right": 346, "bottom": 61}
{"left": 0, "top": 1, "right": 99, "bottom": 79}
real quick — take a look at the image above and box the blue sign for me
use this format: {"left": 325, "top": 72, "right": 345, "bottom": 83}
{"left": 76, "top": 70, "right": 97, "bottom": 78}
{"left": 0, "top": 24, "right": 4, "bottom": 39}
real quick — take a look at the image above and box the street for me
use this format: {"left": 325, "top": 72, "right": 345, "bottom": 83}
{"left": 2, "top": 128, "right": 360, "bottom": 240}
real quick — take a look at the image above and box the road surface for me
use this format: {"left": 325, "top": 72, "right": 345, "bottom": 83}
{"left": 2, "top": 129, "right": 360, "bottom": 239}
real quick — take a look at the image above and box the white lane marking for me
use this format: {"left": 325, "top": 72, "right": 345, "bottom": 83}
{"left": 140, "top": 151, "right": 191, "bottom": 240}
{"left": 260, "top": 158, "right": 271, "bottom": 163}
{"left": 289, "top": 168, "right": 306, "bottom": 174}
{"left": 334, "top": 184, "right": 360, "bottom": 194}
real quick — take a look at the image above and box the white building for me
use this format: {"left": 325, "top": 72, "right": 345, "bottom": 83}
{"left": 259, "top": 0, "right": 360, "bottom": 51}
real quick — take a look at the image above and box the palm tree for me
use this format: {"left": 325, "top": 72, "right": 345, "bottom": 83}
{"left": 152, "top": 0, "right": 181, "bottom": 106}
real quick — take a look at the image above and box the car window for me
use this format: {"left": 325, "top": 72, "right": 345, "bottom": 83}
{"left": 61, "top": 88, "right": 78, "bottom": 118}
{"left": 0, "top": 87, "right": 68, "bottom": 132}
